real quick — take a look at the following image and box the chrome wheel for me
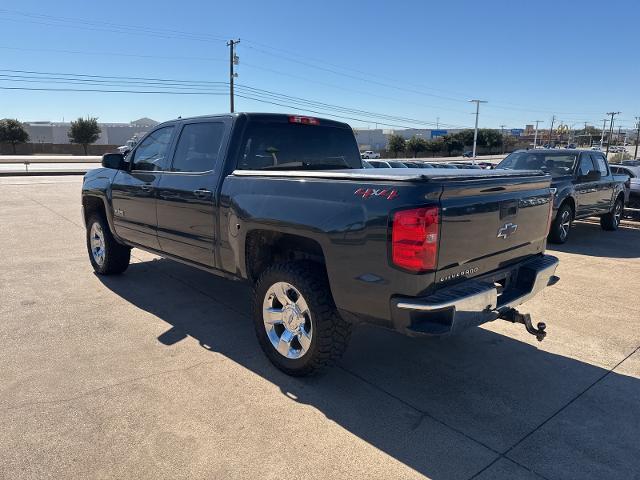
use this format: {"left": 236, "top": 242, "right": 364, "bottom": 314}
{"left": 90, "top": 222, "right": 106, "bottom": 266}
{"left": 559, "top": 209, "right": 571, "bottom": 240}
{"left": 614, "top": 202, "right": 622, "bottom": 226}
{"left": 263, "top": 282, "right": 312, "bottom": 359}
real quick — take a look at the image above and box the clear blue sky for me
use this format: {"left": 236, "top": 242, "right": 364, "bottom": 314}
{"left": 0, "top": 0, "right": 638, "bottom": 130}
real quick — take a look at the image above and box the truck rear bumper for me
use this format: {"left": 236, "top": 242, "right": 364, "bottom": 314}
{"left": 390, "top": 254, "right": 559, "bottom": 336}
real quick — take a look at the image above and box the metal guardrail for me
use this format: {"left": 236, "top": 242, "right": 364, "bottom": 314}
{"left": 0, "top": 155, "right": 101, "bottom": 164}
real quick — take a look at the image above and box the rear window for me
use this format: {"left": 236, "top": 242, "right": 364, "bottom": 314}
{"left": 236, "top": 121, "right": 362, "bottom": 170}
{"left": 498, "top": 151, "right": 577, "bottom": 177}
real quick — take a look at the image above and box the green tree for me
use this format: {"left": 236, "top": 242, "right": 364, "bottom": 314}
{"left": 68, "top": 117, "right": 101, "bottom": 155}
{"left": 406, "top": 136, "right": 428, "bottom": 158}
{"left": 387, "top": 134, "right": 406, "bottom": 158}
{"left": 0, "top": 118, "right": 30, "bottom": 154}
{"left": 479, "top": 129, "right": 503, "bottom": 154}
{"left": 442, "top": 135, "right": 464, "bottom": 156}
{"left": 452, "top": 129, "right": 475, "bottom": 147}
{"left": 425, "top": 139, "right": 442, "bottom": 157}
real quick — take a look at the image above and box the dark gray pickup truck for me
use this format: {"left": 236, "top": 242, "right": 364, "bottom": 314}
{"left": 82, "top": 113, "right": 559, "bottom": 375}
{"left": 497, "top": 149, "right": 628, "bottom": 243}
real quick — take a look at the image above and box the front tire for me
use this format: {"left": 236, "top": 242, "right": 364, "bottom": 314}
{"left": 86, "top": 213, "right": 131, "bottom": 275}
{"left": 253, "top": 262, "right": 352, "bottom": 376}
{"left": 548, "top": 203, "right": 573, "bottom": 244}
{"left": 600, "top": 198, "right": 624, "bottom": 231}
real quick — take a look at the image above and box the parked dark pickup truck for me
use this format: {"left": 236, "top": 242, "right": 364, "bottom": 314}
{"left": 496, "top": 149, "right": 628, "bottom": 243}
{"left": 82, "top": 113, "right": 559, "bottom": 375}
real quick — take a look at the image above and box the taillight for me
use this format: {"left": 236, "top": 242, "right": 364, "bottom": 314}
{"left": 289, "top": 115, "right": 319, "bottom": 125}
{"left": 546, "top": 189, "right": 555, "bottom": 235}
{"left": 392, "top": 206, "right": 440, "bottom": 272}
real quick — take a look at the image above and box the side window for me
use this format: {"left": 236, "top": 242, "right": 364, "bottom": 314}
{"left": 578, "top": 154, "right": 595, "bottom": 176}
{"left": 131, "top": 126, "right": 175, "bottom": 171}
{"left": 171, "top": 122, "right": 225, "bottom": 173}
{"left": 592, "top": 153, "right": 609, "bottom": 176}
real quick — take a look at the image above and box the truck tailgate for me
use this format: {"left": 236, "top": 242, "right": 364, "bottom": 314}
{"left": 435, "top": 174, "right": 552, "bottom": 284}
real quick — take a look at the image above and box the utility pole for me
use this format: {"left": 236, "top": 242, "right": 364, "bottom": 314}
{"left": 469, "top": 99, "right": 487, "bottom": 164}
{"left": 533, "top": 120, "right": 543, "bottom": 148}
{"left": 436, "top": 117, "right": 440, "bottom": 129}
{"left": 634, "top": 116, "right": 639, "bottom": 160}
{"left": 227, "top": 39, "right": 240, "bottom": 113}
{"left": 500, "top": 124, "right": 506, "bottom": 154}
{"left": 547, "top": 115, "right": 556, "bottom": 147}
{"left": 599, "top": 119, "right": 608, "bottom": 149}
{"left": 605, "top": 111, "right": 620, "bottom": 156}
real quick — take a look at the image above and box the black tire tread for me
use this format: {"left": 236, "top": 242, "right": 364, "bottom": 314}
{"left": 86, "top": 213, "right": 131, "bottom": 275}
{"left": 600, "top": 197, "right": 623, "bottom": 231}
{"left": 253, "top": 261, "right": 352, "bottom": 376}
{"left": 548, "top": 202, "right": 573, "bottom": 244}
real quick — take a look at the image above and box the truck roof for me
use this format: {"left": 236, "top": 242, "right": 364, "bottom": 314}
{"left": 155, "top": 112, "right": 352, "bottom": 129}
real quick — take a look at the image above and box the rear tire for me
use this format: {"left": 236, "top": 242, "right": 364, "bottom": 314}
{"left": 600, "top": 198, "right": 624, "bottom": 231}
{"left": 548, "top": 202, "right": 573, "bottom": 244}
{"left": 86, "top": 213, "right": 131, "bottom": 275}
{"left": 253, "top": 261, "right": 352, "bottom": 376}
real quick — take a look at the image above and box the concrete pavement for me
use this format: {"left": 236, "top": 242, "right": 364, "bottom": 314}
{"left": 0, "top": 176, "right": 639, "bottom": 480}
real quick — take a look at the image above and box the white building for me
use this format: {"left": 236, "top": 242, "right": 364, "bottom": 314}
{"left": 24, "top": 118, "right": 159, "bottom": 146}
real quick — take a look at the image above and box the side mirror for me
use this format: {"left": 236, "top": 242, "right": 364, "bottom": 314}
{"left": 102, "top": 153, "right": 126, "bottom": 170}
{"left": 581, "top": 169, "right": 601, "bottom": 181}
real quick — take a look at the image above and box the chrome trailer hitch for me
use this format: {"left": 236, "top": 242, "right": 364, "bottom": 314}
{"left": 500, "top": 308, "right": 547, "bottom": 342}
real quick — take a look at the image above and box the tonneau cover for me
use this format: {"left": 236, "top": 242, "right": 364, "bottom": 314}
{"left": 231, "top": 168, "right": 547, "bottom": 182}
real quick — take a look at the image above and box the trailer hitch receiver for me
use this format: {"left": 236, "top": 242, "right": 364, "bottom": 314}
{"left": 500, "top": 308, "right": 546, "bottom": 341}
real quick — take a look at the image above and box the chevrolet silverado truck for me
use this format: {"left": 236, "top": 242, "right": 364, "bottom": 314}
{"left": 82, "top": 113, "right": 559, "bottom": 376}
{"left": 497, "top": 149, "right": 628, "bottom": 243}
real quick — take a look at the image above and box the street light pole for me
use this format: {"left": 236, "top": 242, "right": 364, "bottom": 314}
{"left": 547, "top": 115, "right": 556, "bottom": 146}
{"left": 533, "top": 120, "right": 543, "bottom": 148}
{"left": 227, "top": 39, "right": 240, "bottom": 113}
{"left": 500, "top": 124, "right": 506, "bottom": 154}
{"left": 600, "top": 118, "right": 608, "bottom": 149}
{"left": 605, "top": 111, "right": 620, "bottom": 157}
{"left": 634, "top": 116, "right": 639, "bottom": 160}
{"left": 469, "top": 99, "right": 487, "bottom": 164}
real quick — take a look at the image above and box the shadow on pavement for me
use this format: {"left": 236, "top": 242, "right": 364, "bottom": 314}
{"left": 98, "top": 258, "right": 640, "bottom": 480}
{"left": 548, "top": 219, "right": 640, "bottom": 259}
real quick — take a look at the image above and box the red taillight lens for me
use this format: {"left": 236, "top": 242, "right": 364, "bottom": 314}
{"left": 546, "top": 190, "right": 555, "bottom": 235}
{"left": 289, "top": 115, "right": 320, "bottom": 125}
{"left": 392, "top": 206, "right": 440, "bottom": 272}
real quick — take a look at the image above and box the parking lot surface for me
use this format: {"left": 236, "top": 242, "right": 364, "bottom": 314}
{"left": 1, "top": 176, "right": 639, "bottom": 480}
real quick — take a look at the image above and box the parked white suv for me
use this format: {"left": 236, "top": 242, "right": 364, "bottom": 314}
{"left": 360, "top": 150, "right": 380, "bottom": 159}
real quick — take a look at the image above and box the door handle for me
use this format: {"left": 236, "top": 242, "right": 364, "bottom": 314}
{"left": 140, "top": 183, "right": 153, "bottom": 192}
{"left": 193, "top": 188, "right": 212, "bottom": 199}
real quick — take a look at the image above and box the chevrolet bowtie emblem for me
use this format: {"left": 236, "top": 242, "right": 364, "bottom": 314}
{"left": 497, "top": 222, "right": 518, "bottom": 239}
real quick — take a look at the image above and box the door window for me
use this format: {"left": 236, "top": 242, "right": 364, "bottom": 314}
{"left": 578, "top": 154, "right": 595, "bottom": 176}
{"left": 171, "top": 122, "right": 225, "bottom": 172}
{"left": 591, "top": 153, "right": 609, "bottom": 176}
{"left": 131, "top": 126, "right": 175, "bottom": 171}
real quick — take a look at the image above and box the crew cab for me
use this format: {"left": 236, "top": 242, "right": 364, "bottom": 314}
{"left": 82, "top": 113, "right": 559, "bottom": 376}
{"left": 496, "top": 149, "right": 628, "bottom": 243}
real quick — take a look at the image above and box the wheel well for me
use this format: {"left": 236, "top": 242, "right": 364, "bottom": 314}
{"left": 616, "top": 192, "right": 625, "bottom": 205}
{"left": 82, "top": 196, "right": 106, "bottom": 225}
{"left": 245, "top": 230, "right": 326, "bottom": 283}
{"left": 561, "top": 196, "right": 575, "bottom": 215}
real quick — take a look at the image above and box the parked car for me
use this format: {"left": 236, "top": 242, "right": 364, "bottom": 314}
{"left": 462, "top": 151, "right": 473, "bottom": 158}
{"left": 611, "top": 164, "right": 640, "bottom": 215}
{"left": 368, "top": 160, "right": 409, "bottom": 168}
{"left": 402, "top": 161, "right": 433, "bottom": 168}
{"left": 360, "top": 150, "right": 380, "bottom": 159}
{"left": 449, "top": 162, "right": 482, "bottom": 169}
{"left": 362, "top": 160, "right": 375, "bottom": 169}
{"left": 565, "top": 143, "right": 577, "bottom": 149}
{"left": 83, "top": 113, "right": 559, "bottom": 375}
{"left": 426, "top": 163, "right": 458, "bottom": 169}
{"left": 476, "top": 161, "right": 495, "bottom": 170}
{"left": 591, "top": 146, "right": 602, "bottom": 151}
{"left": 497, "top": 149, "right": 628, "bottom": 243}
